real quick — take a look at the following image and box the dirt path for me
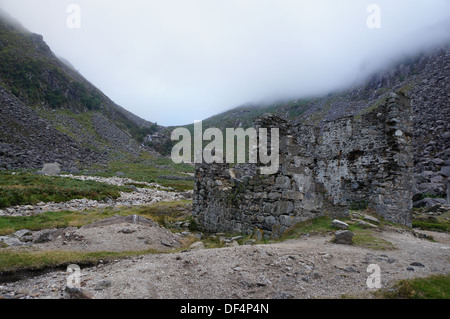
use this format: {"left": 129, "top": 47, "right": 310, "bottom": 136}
{"left": 2, "top": 227, "right": 448, "bottom": 299}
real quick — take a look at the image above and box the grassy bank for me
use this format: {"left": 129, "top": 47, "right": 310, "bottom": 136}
{"left": 0, "top": 171, "right": 132, "bottom": 208}
{"left": 0, "top": 200, "right": 192, "bottom": 236}
{"left": 0, "top": 249, "right": 158, "bottom": 273}
{"left": 94, "top": 157, "right": 195, "bottom": 192}
{"left": 375, "top": 274, "right": 450, "bottom": 299}
{"left": 412, "top": 211, "right": 450, "bottom": 233}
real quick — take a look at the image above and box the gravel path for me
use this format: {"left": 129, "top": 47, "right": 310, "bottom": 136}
{"left": 1, "top": 227, "right": 448, "bottom": 299}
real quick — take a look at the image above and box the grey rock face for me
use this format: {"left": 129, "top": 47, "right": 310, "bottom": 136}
{"left": 0, "top": 88, "right": 108, "bottom": 171}
{"left": 413, "top": 197, "right": 447, "bottom": 208}
{"left": 440, "top": 166, "right": 450, "bottom": 178}
{"left": 334, "top": 230, "right": 354, "bottom": 245}
{"left": 363, "top": 215, "right": 380, "bottom": 225}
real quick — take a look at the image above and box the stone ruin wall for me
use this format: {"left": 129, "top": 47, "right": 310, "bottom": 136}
{"left": 192, "top": 93, "right": 413, "bottom": 238}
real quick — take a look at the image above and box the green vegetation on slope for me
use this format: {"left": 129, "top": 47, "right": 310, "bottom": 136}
{"left": 94, "top": 156, "right": 195, "bottom": 192}
{"left": 0, "top": 171, "right": 131, "bottom": 208}
{"left": 0, "top": 15, "right": 158, "bottom": 156}
{"left": 0, "top": 25, "right": 102, "bottom": 112}
{"left": 376, "top": 274, "right": 450, "bottom": 299}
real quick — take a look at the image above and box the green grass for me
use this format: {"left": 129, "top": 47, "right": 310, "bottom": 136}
{"left": 280, "top": 215, "right": 395, "bottom": 250}
{"left": 351, "top": 229, "right": 395, "bottom": 250}
{"left": 281, "top": 216, "right": 334, "bottom": 239}
{"left": 413, "top": 220, "right": 449, "bottom": 233}
{"left": 0, "top": 200, "right": 192, "bottom": 236}
{"left": 417, "top": 193, "right": 446, "bottom": 200}
{"left": 0, "top": 210, "right": 112, "bottom": 235}
{"left": 355, "top": 97, "right": 386, "bottom": 120}
{"left": 376, "top": 274, "right": 450, "bottom": 299}
{"left": 0, "top": 171, "right": 132, "bottom": 208}
{"left": 412, "top": 211, "right": 450, "bottom": 233}
{"left": 0, "top": 249, "right": 157, "bottom": 273}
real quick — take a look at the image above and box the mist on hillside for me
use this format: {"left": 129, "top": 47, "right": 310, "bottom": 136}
{"left": 0, "top": 0, "right": 449, "bottom": 126}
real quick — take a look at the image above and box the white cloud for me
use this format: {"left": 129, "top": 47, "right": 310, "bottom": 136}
{"left": 1, "top": 0, "right": 449, "bottom": 125}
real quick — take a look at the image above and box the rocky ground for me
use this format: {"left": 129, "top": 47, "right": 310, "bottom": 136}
{"left": 0, "top": 226, "right": 448, "bottom": 299}
{"left": 20, "top": 215, "right": 183, "bottom": 253}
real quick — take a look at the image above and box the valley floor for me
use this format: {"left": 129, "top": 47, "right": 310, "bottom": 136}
{"left": 1, "top": 227, "right": 449, "bottom": 299}
{"left": 0, "top": 173, "right": 448, "bottom": 299}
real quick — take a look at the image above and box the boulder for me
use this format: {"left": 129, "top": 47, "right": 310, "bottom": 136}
{"left": 413, "top": 197, "right": 447, "bottom": 208}
{"left": 363, "top": 215, "right": 380, "bottom": 225}
{"left": 225, "top": 240, "right": 239, "bottom": 247}
{"left": 35, "top": 229, "right": 66, "bottom": 243}
{"left": 331, "top": 219, "right": 349, "bottom": 230}
{"left": 430, "top": 175, "right": 443, "bottom": 183}
{"left": 0, "top": 236, "right": 23, "bottom": 247}
{"left": 334, "top": 230, "right": 354, "bottom": 245}
{"left": 440, "top": 166, "right": 450, "bottom": 177}
{"left": 357, "top": 220, "right": 379, "bottom": 229}
{"left": 64, "top": 287, "right": 94, "bottom": 299}
{"left": 417, "top": 183, "right": 446, "bottom": 197}
{"left": 432, "top": 158, "right": 444, "bottom": 166}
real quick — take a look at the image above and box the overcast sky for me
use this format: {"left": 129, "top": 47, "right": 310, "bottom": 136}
{"left": 1, "top": 0, "right": 449, "bottom": 126}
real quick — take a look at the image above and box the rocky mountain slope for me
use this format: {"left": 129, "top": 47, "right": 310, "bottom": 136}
{"left": 0, "top": 11, "right": 160, "bottom": 171}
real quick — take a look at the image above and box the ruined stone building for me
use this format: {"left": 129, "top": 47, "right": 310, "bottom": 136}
{"left": 192, "top": 93, "right": 413, "bottom": 238}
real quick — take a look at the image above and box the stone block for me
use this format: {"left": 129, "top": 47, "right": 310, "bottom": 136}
{"left": 41, "top": 163, "right": 61, "bottom": 175}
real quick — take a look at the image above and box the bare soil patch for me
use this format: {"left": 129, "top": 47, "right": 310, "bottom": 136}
{"left": 30, "top": 215, "right": 183, "bottom": 253}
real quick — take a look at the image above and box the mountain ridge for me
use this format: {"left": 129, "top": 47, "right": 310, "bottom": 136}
{"left": 0, "top": 11, "right": 161, "bottom": 171}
